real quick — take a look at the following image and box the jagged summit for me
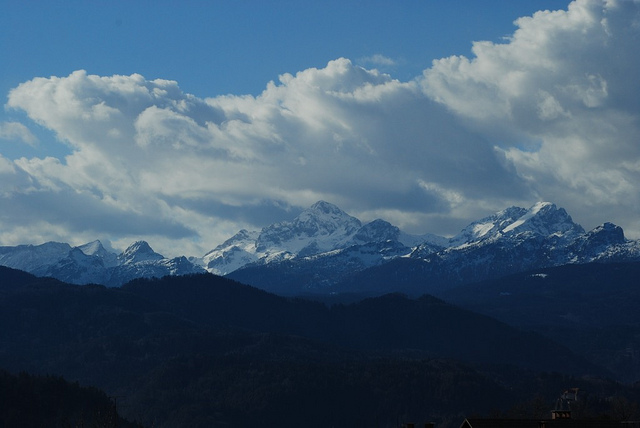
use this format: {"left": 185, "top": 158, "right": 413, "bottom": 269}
{"left": 78, "top": 240, "right": 104, "bottom": 256}
{"left": 78, "top": 240, "right": 118, "bottom": 268}
{"left": 118, "top": 241, "right": 165, "bottom": 265}
{"left": 449, "top": 202, "right": 584, "bottom": 247}
{"left": 2, "top": 200, "right": 639, "bottom": 293}
{"left": 352, "top": 219, "right": 400, "bottom": 244}
{"left": 283, "top": 200, "right": 361, "bottom": 237}
{"left": 309, "top": 200, "right": 344, "bottom": 214}
{"left": 0, "top": 239, "right": 202, "bottom": 287}
{"left": 500, "top": 202, "right": 584, "bottom": 238}
{"left": 255, "top": 201, "right": 362, "bottom": 254}
{"left": 202, "top": 230, "right": 258, "bottom": 261}
{"left": 591, "top": 222, "right": 626, "bottom": 243}
{"left": 448, "top": 206, "right": 527, "bottom": 247}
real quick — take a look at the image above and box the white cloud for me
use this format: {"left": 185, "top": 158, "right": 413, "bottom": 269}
{"left": 3, "top": 0, "right": 640, "bottom": 256}
{"left": 4, "top": 59, "right": 529, "bottom": 255}
{"left": 0, "top": 121, "right": 38, "bottom": 146}
{"left": 422, "top": 0, "right": 640, "bottom": 237}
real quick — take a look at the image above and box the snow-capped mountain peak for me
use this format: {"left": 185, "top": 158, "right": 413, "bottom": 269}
{"left": 78, "top": 240, "right": 105, "bottom": 256}
{"left": 448, "top": 202, "right": 585, "bottom": 248}
{"left": 449, "top": 206, "right": 528, "bottom": 246}
{"left": 117, "top": 241, "right": 164, "bottom": 265}
{"left": 202, "top": 229, "right": 260, "bottom": 275}
{"left": 290, "top": 200, "right": 362, "bottom": 237}
{"left": 0, "top": 242, "right": 72, "bottom": 276}
{"left": 0, "top": 239, "right": 202, "bottom": 287}
{"left": 4, "top": 200, "right": 638, "bottom": 294}
{"left": 202, "top": 229, "right": 258, "bottom": 261}
{"left": 500, "top": 202, "right": 584, "bottom": 239}
{"left": 78, "top": 240, "right": 118, "bottom": 268}
{"left": 255, "top": 200, "right": 362, "bottom": 254}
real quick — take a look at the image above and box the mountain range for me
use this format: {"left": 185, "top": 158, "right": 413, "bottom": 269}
{"left": 0, "top": 239, "right": 204, "bottom": 287}
{"left": 1, "top": 200, "right": 639, "bottom": 294}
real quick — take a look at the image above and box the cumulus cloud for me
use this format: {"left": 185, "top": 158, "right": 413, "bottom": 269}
{"left": 422, "top": 0, "right": 640, "bottom": 237}
{"left": 4, "top": 59, "right": 530, "bottom": 255}
{"left": 0, "top": 121, "right": 38, "bottom": 146}
{"left": 2, "top": 0, "right": 640, "bottom": 256}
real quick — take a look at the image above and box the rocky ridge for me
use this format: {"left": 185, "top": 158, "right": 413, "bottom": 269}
{"left": 1, "top": 201, "right": 639, "bottom": 292}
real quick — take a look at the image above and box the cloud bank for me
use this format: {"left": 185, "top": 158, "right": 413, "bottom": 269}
{"left": 2, "top": 0, "right": 639, "bottom": 256}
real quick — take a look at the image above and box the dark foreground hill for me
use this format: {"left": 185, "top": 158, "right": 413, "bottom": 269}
{"left": 0, "top": 266, "right": 635, "bottom": 427}
{"left": 438, "top": 261, "right": 640, "bottom": 383}
{"left": 0, "top": 369, "right": 142, "bottom": 428}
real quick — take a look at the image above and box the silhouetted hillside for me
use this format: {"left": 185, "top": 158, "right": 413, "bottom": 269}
{"left": 0, "top": 265, "right": 629, "bottom": 427}
{"left": 437, "top": 261, "right": 640, "bottom": 383}
{"left": 122, "top": 272, "right": 603, "bottom": 375}
{"left": 0, "top": 369, "right": 142, "bottom": 428}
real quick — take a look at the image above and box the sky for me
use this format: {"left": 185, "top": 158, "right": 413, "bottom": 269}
{"left": 2, "top": 0, "right": 640, "bottom": 258}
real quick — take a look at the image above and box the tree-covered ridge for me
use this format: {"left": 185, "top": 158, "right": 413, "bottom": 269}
{"left": 1, "top": 265, "right": 639, "bottom": 427}
{"left": 0, "top": 370, "right": 142, "bottom": 428}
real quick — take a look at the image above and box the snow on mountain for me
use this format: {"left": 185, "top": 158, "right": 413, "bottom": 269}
{"left": 499, "top": 202, "right": 584, "bottom": 240}
{"left": 107, "top": 254, "right": 204, "bottom": 287}
{"left": 446, "top": 202, "right": 584, "bottom": 249}
{"left": 118, "top": 241, "right": 165, "bottom": 265}
{"left": 202, "top": 229, "right": 260, "bottom": 275}
{"left": 562, "top": 222, "right": 640, "bottom": 263}
{"left": 394, "top": 203, "right": 639, "bottom": 293}
{"left": 412, "top": 202, "right": 587, "bottom": 266}
{"left": 45, "top": 247, "right": 111, "bottom": 285}
{"left": 108, "top": 241, "right": 204, "bottom": 286}
{"left": 0, "top": 239, "right": 203, "bottom": 287}
{"left": 0, "top": 242, "right": 72, "bottom": 276}
{"left": 411, "top": 205, "right": 555, "bottom": 258}
{"left": 203, "top": 201, "right": 366, "bottom": 275}
{"left": 256, "top": 200, "right": 362, "bottom": 256}
{"left": 207, "top": 200, "right": 614, "bottom": 282}
{"left": 447, "top": 206, "right": 528, "bottom": 247}
{"left": 78, "top": 240, "right": 119, "bottom": 268}
{"left": 2, "top": 200, "right": 639, "bottom": 294}
{"left": 230, "top": 201, "right": 640, "bottom": 296}
{"left": 201, "top": 201, "right": 451, "bottom": 276}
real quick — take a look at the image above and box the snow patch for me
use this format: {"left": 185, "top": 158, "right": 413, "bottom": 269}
{"left": 531, "top": 273, "right": 548, "bottom": 278}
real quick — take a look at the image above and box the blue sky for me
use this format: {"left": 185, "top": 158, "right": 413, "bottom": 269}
{"left": 1, "top": 0, "right": 569, "bottom": 159}
{"left": 2, "top": 0, "right": 640, "bottom": 257}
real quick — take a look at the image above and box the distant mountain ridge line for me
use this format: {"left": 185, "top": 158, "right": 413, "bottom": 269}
{"left": 1, "top": 200, "right": 639, "bottom": 291}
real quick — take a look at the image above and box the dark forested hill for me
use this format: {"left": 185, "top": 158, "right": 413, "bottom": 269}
{"left": 438, "top": 261, "right": 640, "bottom": 382}
{"left": 0, "top": 369, "right": 142, "bottom": 428}
{"left": 120, "top": 272, "right": 602, "bottom": 375}
{"left": 0, "top": 265, "right": 632, "bottom": 427}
